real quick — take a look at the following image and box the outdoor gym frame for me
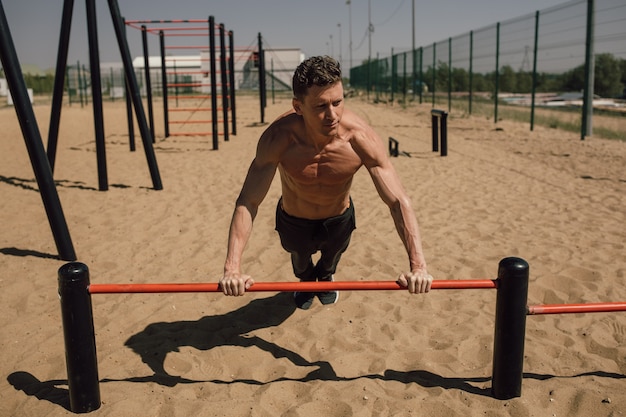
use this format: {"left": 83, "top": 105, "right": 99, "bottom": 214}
{"left": 124, "top": 17, "right": 236, "bottom": 150}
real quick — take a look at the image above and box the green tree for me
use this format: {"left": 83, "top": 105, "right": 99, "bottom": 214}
{"left": 594, "top": 53, "right": 623, "bottom": 97}
{"left": 516, "top": 71, "right": 533, "bottom": 93}
{"left": 451, "top": 67, "right": 469, "bottom": 91}
{"left": 499, "top": 65, "right": 516, "bottom": 93}
{"left": 557, "top": 53, "right": 623, "bottom": 97}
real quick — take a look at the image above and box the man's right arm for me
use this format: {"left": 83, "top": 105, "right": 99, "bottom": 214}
{"left": 220, "top": 129, "right": 283, "bottom": 296}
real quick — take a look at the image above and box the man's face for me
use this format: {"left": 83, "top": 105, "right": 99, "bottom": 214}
{"left": 293, "top": 82, "right": 345, "bottom": 137}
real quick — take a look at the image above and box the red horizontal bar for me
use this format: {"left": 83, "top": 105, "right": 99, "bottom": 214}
{"left": 168, "top": 107, "right": 213, "bottom": 112}
{"left": 89, "top": 279, "right": 497, "bottom": 294}
{"left": 146, "top": 26, "right": 210, "bottom": 32}
{"left": 168, "top": 83, "right": 212, "bottom": 88}
{"left": 166, "top": 71, "right": 215, "bottom": 75}
{"left": 528, "top": 302, "right": 626, "bottom": 315}
{"left": 125, "top": 19, "right": 210, "bottom": 24}
{"left": 160, "top": 33, "right": 211, "bottom": 37}
{"left": 168, "top": 132, "right": 213, "bottom": 136}
{"left": 169, "top": 95, "right": 214, "bottom": 99}
{"left": 169, "top": 120, "right": 213, "bottom": 124}
{"left": 165, "top": 45, "right": 213, "bottom": 50}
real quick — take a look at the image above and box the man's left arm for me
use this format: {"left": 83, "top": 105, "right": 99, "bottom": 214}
{"left": 354, "top": 127, "right": 433, "bottom": 294}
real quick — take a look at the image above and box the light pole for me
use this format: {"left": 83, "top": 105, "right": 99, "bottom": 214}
{"left": 346, "top": 0, "right": 352, "bottom": 80}
{"left": 338, "top": 23, "right": 342, "bottom": 70}
{"left": 368, "top": 0, "right": 372, "bottom": 63}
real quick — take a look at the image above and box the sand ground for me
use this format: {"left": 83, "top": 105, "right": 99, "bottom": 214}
{"left": 0, "top": 94, "right": 625, "bottom": 416}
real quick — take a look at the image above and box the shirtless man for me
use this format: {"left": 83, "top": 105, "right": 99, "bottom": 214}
{"left": 220, "top": 56, "right": 432, "bottom": 309}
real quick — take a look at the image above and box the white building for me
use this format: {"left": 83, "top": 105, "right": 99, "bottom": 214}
{"left": 125, "top": 48, "right": 304, "bottom": 96}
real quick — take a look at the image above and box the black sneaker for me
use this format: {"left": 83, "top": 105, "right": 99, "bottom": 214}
{"left": 294, "top": 291, "right": 315, "bottom": 310}
{"left": 316, "top": 275, "right": 338, "bottom": 305}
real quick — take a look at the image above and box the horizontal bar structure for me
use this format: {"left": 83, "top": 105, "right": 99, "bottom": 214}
{"left": 169, "top": 107, "right": 213, "bottom": 112}
{"left": 152, "top": 26, "right": 210, "bottom": 31}
{"left": 168, "top": 132, "right": 213, "bottom": 136}
{"left": 528, "top": 302, "right": 626, "bottom": 315}
{"left": 125, "top": 19, "right": 210, "bottom": 24}
{"left": 169, "top": 120, "right": 213, "bottom": 124}
{"left": 89, "top": 279, "right": 498, "bottom": 294}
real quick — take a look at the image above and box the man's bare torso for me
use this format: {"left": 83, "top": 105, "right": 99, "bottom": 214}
{"left": 274, "top": 112, "right": 364, "bottom": 220}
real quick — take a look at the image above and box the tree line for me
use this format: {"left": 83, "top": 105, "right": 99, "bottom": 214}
{"left": 422, "top": 53, "right": 625, "bottom": 98}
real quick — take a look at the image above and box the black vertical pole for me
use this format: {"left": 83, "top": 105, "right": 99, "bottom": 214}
{"left": 530, "top": 11, "right": 539, "bottom": 131}
{"left": 0, "top": 2, "right": 77, "bottom": 261}
{"left": 581, "top": 0, "right": 595, "bottom": 140}
{"left": 431, "top": 42, "right": 436, "bottom": 106}
{"left": 160, "top": 30, "right": 169, "bottom": 138}
{"left": 440, "top": 111, "right": 447, "bottom": 157}
{"left": 390, "top": 50, "right": 396, "bottom": 104}
{"left": 258, "top": 32, "right": 265, "bottom": 124}
{"left": 123, "top": 18, "right": 135, "bottom": 152}
{"left": 219, "top": 23, "right": 229, "bottom": 142}
{"left": 47, "top": 0, "right": 75, "bottom": 173}
{"left": 85, "top": 0, "right": 108, "bottom": 191}
{"left": 491, "top": 257, "right": 529, "bottom": 400}
{"left": 494, "top": 22, "right": 500, "bottom": 124}
{"left": 431, "top": 113, "right": 438, "bottom": 153}
{"left": 469, "top": 31, "right": 473, "bottom": 115}
{"left": 107, "top": 0, "right": 163, "bottom": 190}
{"left": 228, "top": 30, "right": 237, "bottom": 136}
{"left": 209, "top": 16, "right": 219, "bottom": 150}
{"left": 441, "top": 38, "right": 452, "bottom": 112}
{"left": 141, "top": 25, "right": 155, "bottom": 141}
{"left": 58, "top": 262, "right": 101, "bottom": 413}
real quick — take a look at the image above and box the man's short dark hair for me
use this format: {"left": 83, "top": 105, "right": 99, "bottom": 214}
{"left": 292, "top": 56, "right": 342, "bottom": 100}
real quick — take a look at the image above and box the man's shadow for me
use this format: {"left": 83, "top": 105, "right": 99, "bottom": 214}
{"left": 119, "top": 292, "right": 338, "bottom": 386}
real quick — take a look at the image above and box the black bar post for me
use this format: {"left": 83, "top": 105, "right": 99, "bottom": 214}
{"left": 209, "top": 15, "right": 219, "bottom": 150}
{"left": 530, "top": 11, "right": 539, "bottom": 131}
{"left": 491, "top": 257, "right": 529, "bottom": 400}
{"left": 228, "top": 30, "right": 237, "bottom": 135}
{"left": 431, "top": 113, "right": 438, "bottom": 152}
{"left": 388, "top": 137, "right": 399, "bottom": 157}
{"left": 123, "top": 18, "right": 135, "bottom": 152}
{"left": 107, "top": 0, "right": 163, "bottom": 190}
{"left": 159, "top": 30, "right": 169, "bottom": 138}
{"left": 257, "top": 33, "right": 266, "bottom": 123}
{"left": 47, "top": 0, "right": 75, "bottom": 173}
{"left": 141, "top": 25, "right": 155, "bottom": 141}
{"left": 58, "top": 262, "right": 101, "bottom": 413}
{"left": 0, "top": 2, "right": 77, "bottom": 261}
{"left": 440, "top": 111, "right": 448, "bottom": 157}
{"left": 219, "top": 23, "right": 229, "bottom": 141}
{"left": 581, "top": 0, "right": 595, "bottom": 140}
{"left": 494, "top": 22, "right": 500, "bottom": 124}
{"left": 85, "top": 0, "right": 108, "bottom": 191}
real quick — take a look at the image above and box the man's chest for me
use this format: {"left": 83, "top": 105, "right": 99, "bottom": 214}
{"left": 280, "top": 144, "right": 362, "bottom": 186}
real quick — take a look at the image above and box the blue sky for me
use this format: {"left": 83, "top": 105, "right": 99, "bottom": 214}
{"left": 3, "top": 0, "right": 570, "bottom": 71}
